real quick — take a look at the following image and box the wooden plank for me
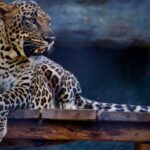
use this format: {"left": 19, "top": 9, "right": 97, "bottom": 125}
{"left": 42, "top": 109, "right": 96, "bottom": 121}
{"left": 9, "top": 109, "right": 97, "bottom": 121}
{"left": 8, "top": 109, "right": 150, "bottom": 122}
{"left": 98, "top": 112, "right": 150, "bottom": 122}
{"left": 4, "top": 120, "right": 150, "bottom": 142}
{"left": 9, "top": 110, "right": 39, "bottom": 119}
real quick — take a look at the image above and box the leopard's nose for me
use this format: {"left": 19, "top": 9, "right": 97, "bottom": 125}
{"left": 44, "top": 36, "right": 55, "bottom": 43}
{"left": 44, "top": 32, "right": 55, "bottom": 43}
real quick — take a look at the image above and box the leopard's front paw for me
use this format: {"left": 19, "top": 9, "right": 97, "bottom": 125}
{"left": 0, "top": 117, "right": 7, "bottom": 143}
{"left": 0, "top": 127, "right": 7, "bottom": 143}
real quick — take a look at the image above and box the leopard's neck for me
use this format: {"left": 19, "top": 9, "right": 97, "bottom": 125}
{"left": 0, "top": 19, "right": 29, "bottom": 79}
{"left": 0, "top": 19, "right": 21, "bottom": 62}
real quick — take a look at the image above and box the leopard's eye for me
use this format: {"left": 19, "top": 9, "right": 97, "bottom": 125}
{"left": 22, "top": 16, "right": 38, "bottom": 31}
{"left": 29, "top": 18, "right": 37, "bottom": 25}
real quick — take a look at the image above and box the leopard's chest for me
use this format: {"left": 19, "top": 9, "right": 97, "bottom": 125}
{"left": 0, "top": 59, "right": 33, "bottom": 93}
{"left": 0, "top": 71, "right": 16, "bottom": 93}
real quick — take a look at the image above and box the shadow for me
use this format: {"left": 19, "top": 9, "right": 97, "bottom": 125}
{"left": 116, "top": 45, "right": 149, "bottom": 85}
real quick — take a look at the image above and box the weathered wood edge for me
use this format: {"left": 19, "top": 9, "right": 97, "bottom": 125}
{"left": 8, "top": 109, "right": 150, "bottom": 122}
{"left": 98, "top": 111, "right": 150, "bottom": 122}
{"left": 8, "top": 109, "right": 97, "bottom": 121}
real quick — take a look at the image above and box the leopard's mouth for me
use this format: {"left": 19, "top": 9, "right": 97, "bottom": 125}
{"left": 23, "top": 40, "right": 54, "bottom": 57}
{"left": 34, "top": 41, "right": 54, "bottom": 53}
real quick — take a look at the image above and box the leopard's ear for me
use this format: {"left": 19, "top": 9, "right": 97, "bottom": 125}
{"left": 0, "top": 2, "right": 16, "bottom": 18}
{"left": 0, "top": 2, "right": 8, "bottom": 17}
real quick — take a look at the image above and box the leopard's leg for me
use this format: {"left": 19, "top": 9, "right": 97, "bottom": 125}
{"left": 60, "top": 99, "right": 77, "bottom": 110}
{"left": 30, "top": 67, "right": 53, "bottom": 124}
{"left": 0, "top": 99, "right": 8, "bottom": 142}
{"left": 0, "top": 86, "right": 31, "bottom": 142}
{"left": 56, "top": 95, "right": 78, "bottom": 110}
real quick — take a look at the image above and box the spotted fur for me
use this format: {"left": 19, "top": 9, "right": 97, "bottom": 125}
{"left": 0, "top": 0, "right": 149, "bottom": 143}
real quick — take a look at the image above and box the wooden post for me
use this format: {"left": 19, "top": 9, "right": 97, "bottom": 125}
{"left": 135, "top": 143, "right": 150, "bottom": 150}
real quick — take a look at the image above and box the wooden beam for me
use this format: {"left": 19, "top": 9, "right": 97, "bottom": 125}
{"left": 4, "top": 119, "right": 150, "bottom": 142}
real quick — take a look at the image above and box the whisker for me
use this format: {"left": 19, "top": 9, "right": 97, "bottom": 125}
{"left": 24, "top": 44, "right": 35, "bottom": 46}
{"left": 24, "top": 43, "right": 45, "bottom": 47}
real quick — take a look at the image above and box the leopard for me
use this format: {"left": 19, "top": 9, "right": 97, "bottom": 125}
{"left": 0, "top": 0, "right": 149, "bottom": 142}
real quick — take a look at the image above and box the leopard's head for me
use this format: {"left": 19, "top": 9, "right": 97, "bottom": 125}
{"left": 0, "top": 0, "right": 55, "bottom": 57}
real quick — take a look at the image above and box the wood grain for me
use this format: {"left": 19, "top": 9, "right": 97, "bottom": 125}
{"left": 9, "top": 109, "right": 96, "bottom": 121}
{"left": 98, "top": 111, "right": 150, "bottom": 122}
{"left": 4, "top": 120, "right": 150, "bottom": 142}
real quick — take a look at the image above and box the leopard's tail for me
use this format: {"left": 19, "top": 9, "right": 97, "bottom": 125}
{"left": 76, "top": 96, "right": 150, "bottom": 113}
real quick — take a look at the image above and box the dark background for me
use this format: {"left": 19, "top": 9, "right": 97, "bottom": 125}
{"left": 3, "top": 0, "right": 150, "bottom": 149}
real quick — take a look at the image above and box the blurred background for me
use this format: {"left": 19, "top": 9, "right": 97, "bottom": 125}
{"left": 3, "top": 0, "right": 150, "bottom": 149}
